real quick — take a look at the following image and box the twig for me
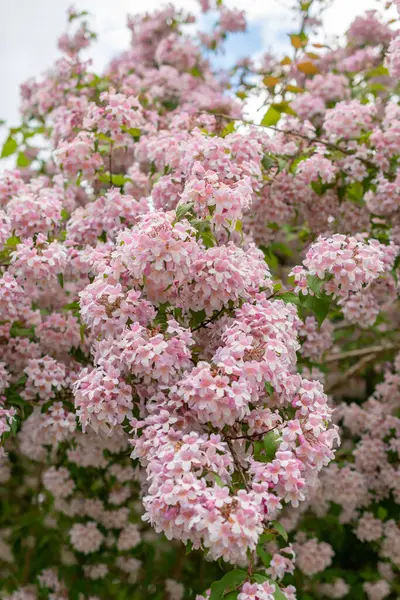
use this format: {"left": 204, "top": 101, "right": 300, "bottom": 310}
{"left": 225, "top": 424, "right": 280, "bottom": 441}
{"left": 226, "top": 439, "right": 249, "bottom": 491}
{"left": 325, "top": 343, "right": 396, "bottom": 363}
{"left": 326, "top": 353, "right": 377, "bottom": 393}
{"left": 197, "top": 111, "right": 377, "bottom": 170}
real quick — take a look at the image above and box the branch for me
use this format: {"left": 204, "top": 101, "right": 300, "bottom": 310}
{"left": 325, "top": 343, "right": 397, "bottom": 363}
{"left": 226, "top": 439, "right": 249, "bottom": 491}
{"left": 326, "top": 353, "right": 377, "bottom": 393}
{"left": 225, "top": 424, "right": 280, "bottom": 441}
{"left": 197, "top": 111, "right": 377, "bottom": 170}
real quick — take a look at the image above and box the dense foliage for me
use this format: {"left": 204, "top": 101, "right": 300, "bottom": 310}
{"left": 0, "top": 1, "right": 399, "bottom": 599}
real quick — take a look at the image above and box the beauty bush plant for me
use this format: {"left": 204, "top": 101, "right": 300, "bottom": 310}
{"left": 0, "top": 1, "right": 399, "bottom": 599}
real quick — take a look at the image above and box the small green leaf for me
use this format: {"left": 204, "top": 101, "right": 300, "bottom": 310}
{"left": 270, "top": 520, "right": 288, "bottom": 543}
{"left": 58, "top": 273, "right": 64, "bottom": 289}
{"left": 265, "top": 382, "right": 275, "bottom": 396}
{"left": 252, "top": 574, "right": 269, "bottom": 584}
{"left": 210, "top": 570, "right": 247, "bottom": 600}
{"left": 1, "top": 136, "right": 17, "bottom": 158}
{"left": 261, "top": 107, "right": 281, "bottom": 127}
{"left": 306, "top": 274, "right": 325, "bottom": 294}
{"left": 274, "top": 586, "right": 288, "bottom": 600}
{"left": 262, "top": 154, "right": 276, "bottom": 170}
{"left": 199, "top": 229, "right": 217, "bottom": 248}
{"left": 300, "top": 292, "right": 331, "bottom": 326}
{"left": 175, "top": 202, "right": 194, "bottom": 222}
{"left": 212, "top": 473, "right": 225, "bottom": 487}
{"left": 377, "top": 507, "right": 388, "bottom": 520}
{"left": 256, "top": 545, "right": 272, "bottom": 567}
{"left": 16, "top": 152, "right": 31, "bottom": 167}
{"left": 263, "top": 431, "right": 280, "bottom": 462}
{"left": 186, "top": 540, "right": 193, "bottom": 555}
{"left": 278, "top": 292, "right": 301, "bottom": 306}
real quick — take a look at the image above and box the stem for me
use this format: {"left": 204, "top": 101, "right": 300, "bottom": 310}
{"left": 326, "top": 353, "right": 377, "bottom": 393}
{"left": 226, "top": 439, "right": 249, "bottom": 492}
{"left": 197, "top": 111, "right": 377, "bottom": 170}
{"left": 325, "top": 343, "right": 396, "bottom": 363}
{"left": 225, "top": 424, "right": 280, "bottom": 441}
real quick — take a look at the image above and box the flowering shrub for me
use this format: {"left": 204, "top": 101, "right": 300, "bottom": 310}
{"left": 0, "top": 1, "right": 399, "bottom": 599}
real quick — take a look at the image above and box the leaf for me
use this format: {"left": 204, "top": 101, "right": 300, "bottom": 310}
{"left": 306, "top": 274, "right": 325, "bottom": 294}
{"left": 289, "top": 33, "right": 308, "bottom": 49}
{"left": 272, "top": 102, "right": 296, "bottom": 116}
{"left": 347, "top": 181, "right": 364, "bottom": 204}
{"left": 209, "top": 570, "right": 247, "bottom": 600}
{"left": 263, "top": 76, "right": 280, "bottom": 87}
{"left": 190, "top": 309, "right": 207, "bottom": 329}
{"left": 277, "top": 292, "right": 301, "bottom": 306}
{"left": 297, "top": 61, "right": 319, "bottom": 75}
{"left": 199, "top": 229, "right": 217, "bottom": 249}
{"left": 186, "top": 540, "right": 193, "bottom": 554}
{"left": 286, "top": 84, "right": 304, "bottom": 93}
{"left": 262, "top": 154, "right": 276, "bottom": 170}
{"left": 300, "top": 292, "right": 331, "bottom": 327}
{"left": 126, "top": 127, "right": 141, "bottom": 138}
{"left": 265, "top": 382, "right": 275, "bottom": 396}
{"left": 17, "top": 152, "right": 31, "bottom": 167}
{"left": 256, "top": 545, "right": 272, "bottom": 567}
{"left": 377, "top": 507, "right": 388, "bottom": 520}
{"left": 224, "top": 593, "right": 239, "bottom": 600}
{"left": 274, "top": 586, "right": 288, "bottom": 600}
{"left": 270, "top": 520, "right": 288, "bottom": 543}
{"left": 261, "top": 107, "right": 281, "bottom": 127}
{"left": 280, "top": 56, "right": 292, "bottom": 66}
{"left": 212, "top": 473, "right": 225, "bottom": 487}
{"left": 252, "top": 574, "right": 269, "bottom": 584}
{"left": 175, "top": 202, "right": 194, "bottom": 222}
{"left": 1, "top": 136, "right": 17, "bottom": 158}
{"left": 262, "top": 431, "right": 280, "bottom": 462}
{"left": 4, "top": 235, "right": 21, "bottom": 249}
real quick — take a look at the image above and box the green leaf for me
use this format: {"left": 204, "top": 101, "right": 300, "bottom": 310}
{"left": 261, "top": 107, "right": 281, "bottom": 127}
{"left": 256, "top": 545, "right": 272, "bottom": 567}
{"left": 210, "top": 570, "right": 247, "bottom": 600}
{"left": 212, "top": 473, "right": 225, "bottom": 487}
{"left": 274, "top": 586, "right": 288, "bottom": 600}
{"left": 270, "top": 520, "right": 288, "bottom": 543}
{"left": 224, "top": 592, "right": 239, "bottom": 600}
{"left": 278, "top": 292, "right": 301, "bottom": 306}
{"left": 190, "top": 309, "right": 207, "bottom": 329}
{"left": 272, "top": 102, "right": 296, "bottom": 116}
{"left": 347, "top": 182, "right": 364, "bottom": 204}
{"left": 16, "top": 152, "right": 31, "bottom": 167}
{"left": 264, "top": 382, "right": 274, "bottom": 396}
{"left": 261, "top": 154, "right": 276, "bottom": 170}
{"left": 300, "top": 292, "right": 331, "bottom": 327}
{"left": 1, "top": 136, "right": 17, "bottom": 158}
{"left": 262, "top": 431, "right": 280, "bottom": 462}
{"left": 175, "top": 202, "right": 194, "bottom": 222}
{"left": 252, "top": 574, "right": 269, "bottom": 584}
{"left": 377, "top": 507, "right": 388, "bottom": 520}
{"left": 110, "top": 174, "right": 129, "bottom": 186}
{"left": 306, "top": 274, "right": 325, "bottom": 294}
{"left": 126, "top": 128, "right": 141, "bottom": 138}
{"left": 4, "top": 235, "right": 21, "bottom": 249}
{"left": 199, "top": 229, "right": 217, "bottom": 248}
{"left": 186, "top": 540, "right": 193, "bottom": 555}
{"left": 58, "top": 273, "right": 64, "bottom": 289}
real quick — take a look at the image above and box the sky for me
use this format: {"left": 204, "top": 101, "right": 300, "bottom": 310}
{"left": 0, "top": 0, "right": 395, "bottom": 129}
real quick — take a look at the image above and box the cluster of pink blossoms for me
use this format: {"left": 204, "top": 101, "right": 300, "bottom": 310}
{"left": 1, "top": 0, "right": 400, "bottom": 599}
